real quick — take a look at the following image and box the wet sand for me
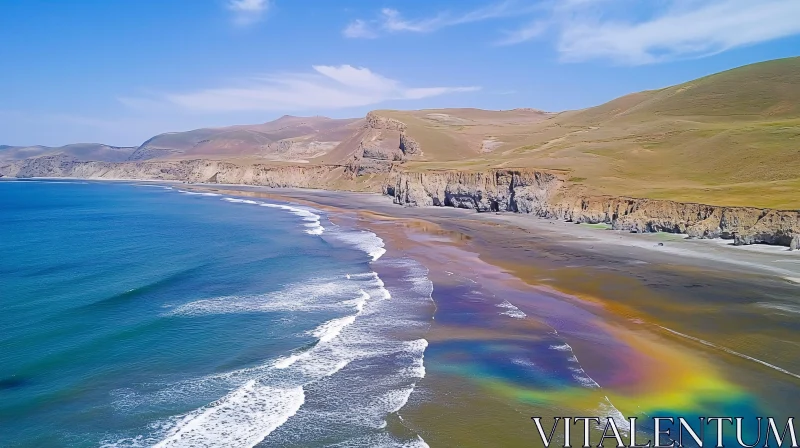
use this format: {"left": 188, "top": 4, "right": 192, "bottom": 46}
{"left": 187, "top": 185, "right": 800, "bottom": 447}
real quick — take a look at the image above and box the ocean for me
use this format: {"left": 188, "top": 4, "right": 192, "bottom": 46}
{"left": 0, "top": 180, "right": 433, "bottom": 447}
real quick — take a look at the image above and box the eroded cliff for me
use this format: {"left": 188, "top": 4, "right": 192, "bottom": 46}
{"left": 0, "top": 155, "right": 377, "bottom": 191}
{"left": 387, "top": 169, "right": 800, "bottom": 248}
{"left": 3, "top": 108, "right": 799, "bottom": 249}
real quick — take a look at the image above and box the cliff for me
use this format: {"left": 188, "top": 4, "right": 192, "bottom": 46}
{"left": 386, "top": 169, "right": 800, "bottom": 248}
{"left": 3, "top": 155, "right": 799, "bottom": 248}
{"left": 0, "top": 155, "right": 376, "bottom": 191}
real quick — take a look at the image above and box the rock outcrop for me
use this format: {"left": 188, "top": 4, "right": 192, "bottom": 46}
{"left": 0, "top": 155, "right": 362, "bottom": 190}
{"left": 342, "top": 112, "right": 421, "bottom": 176}
{"left": 387, "top": 170, "right": 800, "bottom": 247}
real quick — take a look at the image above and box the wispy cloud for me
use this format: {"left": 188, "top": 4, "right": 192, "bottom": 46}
{"left": 500, "top": 0, "right": 800, "bottom": 64}
{"left": 347, "top": 0, "right": 800, "bottom": 65}
{"left": 343, "top": 19, "right": 377, "bottom": 39}
{"left": 227, "top": 0, "right": 270, "bottom": 27}
{"left": 120, "top": 65, "right": 480, "bottom": 113}
{"left": 559, "top": 0, "right": 800, "bottom": 64}
{"left": 343, "top": 1, "right": 523, "bottom": 38}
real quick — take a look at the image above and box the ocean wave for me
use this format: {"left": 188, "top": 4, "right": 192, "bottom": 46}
{"left": 133, "top": 184, "right": 173, "bottom": 190}
{"left": 329, "top": 434, "right": 430, "bottom": 448}
{"left": 569, "top": 366, "right": 600, "bottom": 389}
{"left": 115, "top": 244, "right": 432, "bottom": 446}
{"left": 221, "top": 197, "right": 326, "bottom": 235}
{"left": 496, "top": 300, "right": 527, "bottom": 319}
{"left": 179, "top": 191, "right": 221, "bottom": 197}
{"left": 331, "top": 230, "right": 387, "bottom": 261}
{"left": 152, "top": 381, "right": 304, "bottom": 448}
{"left": 166, "top": 278, "right": 354, "bottom": 316}
{"left": 258, "top": 202, "right": 324, "bottom": 235}
{"left": 598, "top": 397, "right": 630, "bottom": 433}
{"left": 310, "top": 315, "right": 358, "bottom": 343}
{"left": 549, "top": 343, "right": 572, "bottom": 351}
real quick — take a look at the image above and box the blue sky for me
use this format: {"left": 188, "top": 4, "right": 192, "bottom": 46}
{"left": 2, "top": 0, "right": 799, "bottom": 147}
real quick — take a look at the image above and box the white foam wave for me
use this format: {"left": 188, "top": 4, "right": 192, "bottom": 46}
{"left": 546, "top": 337, "right": 629, "bottom": 434}
{"left": 400, "top": 339, "right": 428, "bottom": 379}
{"left": 549, "top": 343, "right": 571, "bottom": 351}
{"left": 333, "top": 434, "right": 430, "bottom": 448}
{"left": 258, "top": 202, "right": 324, "bottom": 235}
{"left": 153, "top": 382, "right": 304, "bottom": 448}
{"left": 569, "top": 366, "right": 600, "bottom": 389}
{"left": 221, "top": 197, "right": 325, "bottom": 235}
{"left": 496, "top": 300, "right": 527, "bottom": 319}
{"left": 511, "top": 357, "right": 536, "bottom": 368}
{"left": 167, "top": 279, "right": 352, "bottom": 316}
{"left": 377, "top": 387, "right": 415, "bottom": 423}
{"left": 332, "top": 230, "right": 387, "bottom": 261}
{"left": 274, "top": 353, "right": 308, "bottom": 369}
{"left": 598, "top": 397, "right": 630, "bottom": 433}
{"left": 117, "top": 254, "right": 432, "bottom": 447}
{"left": 311, "top": 315, "right": 358, "bottom": 343}
{"left": 132, "top": 184, "right": 173, "bottom": 190}
{"left": 180, "top": 191, "right": 221, "bottom": 197}
{"left": 343, "top": 290, "right": 371, "bottom": 312}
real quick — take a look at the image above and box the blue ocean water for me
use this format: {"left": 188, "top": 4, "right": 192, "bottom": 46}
{"left": 0, "top": 180, "right": 433, "bottom": 447}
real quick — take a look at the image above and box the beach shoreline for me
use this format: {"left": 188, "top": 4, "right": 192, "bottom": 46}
{"left": 184, "top": 184, "right": 800, "bottom": 278}
{"left": 179, "top": 183, "right": 799, "bottom": 446}
{"left": 5, "top": 179, "right": 798, "bottom": 446}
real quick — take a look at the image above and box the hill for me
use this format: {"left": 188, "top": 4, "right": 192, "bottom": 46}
{"left": 129, "top": 115, "right": 363, "bottom": 162}
{"left": 368, "top": 57, "right": 800, "bottom": 209}
{"left": 3, "top": 57, "right": 799, "bottom": 210}
{"left": 0, "top": 143, "right": 136, "bottom": 162}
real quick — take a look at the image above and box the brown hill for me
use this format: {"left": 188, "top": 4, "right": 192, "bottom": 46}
{"left": 129, "top": 115, "right": 363, "bottom": 162}
{"left": 379, "top": 57, "right": 800, "bottom": 209}
{"left": 0, "top": 143, "right": 136, "bottom": 162}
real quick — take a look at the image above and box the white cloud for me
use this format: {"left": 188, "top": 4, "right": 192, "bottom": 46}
{"left": 347, "top": 1, "right": 800, "bottom": 64}
{"left": 123, "top": 65, "right": 479, "bottom": 113}
{"left": 495, "top": 20, "right": 548, "bottom": 46}
{"left": 558, "top": 0, "right": 800, "bottom": 64}
{"left": 227, "top": 0, "right": 270, "bottom": 26}
{"left": 343, "top": 1, "right": 524, "bottom": 38}
{"left": 343, "top": 19, "right": 377, "bottom": 39}
{"left": 501, "top": 0, "right": 800, "bottom": 64}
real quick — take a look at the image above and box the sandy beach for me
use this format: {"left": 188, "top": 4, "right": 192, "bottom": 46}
{"left": 183, "top": 185, "right": 800, "bottom": 446}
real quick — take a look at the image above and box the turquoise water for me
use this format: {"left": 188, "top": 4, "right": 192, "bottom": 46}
{"left": 0, "top": 180, "right": 432, "bottom": 447}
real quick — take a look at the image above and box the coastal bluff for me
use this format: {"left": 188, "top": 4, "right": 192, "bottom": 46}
{"left": 2, "top": 155, "right": 799, "bottom": 249}
{"left": 386, "top": 169, "right": 800, "bottom": 248}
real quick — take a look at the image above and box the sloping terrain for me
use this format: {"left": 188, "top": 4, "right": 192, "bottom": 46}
{"left": 129, "top": 115, "right": 363, "bottom": 162}
{"left": 0, "top": 143, "right": 136, "bottom": 162}
{"left": 3, "top": 57, "right": 799, "bottom": 245}
{"left": 380, "top": 57, "right": 800, "bottom": 209}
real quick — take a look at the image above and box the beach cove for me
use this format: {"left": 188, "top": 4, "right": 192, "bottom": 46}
{"left": 188, "top": 184, "right": 800, "bottom": 447}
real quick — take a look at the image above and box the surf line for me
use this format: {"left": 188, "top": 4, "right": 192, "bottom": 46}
{"left": 657, "top": 325, "right": 800, "bottom": 380}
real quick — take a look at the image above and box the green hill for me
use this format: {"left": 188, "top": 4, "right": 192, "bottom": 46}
{"left": 386, "top": 57, "right": 800, "bottom": 209}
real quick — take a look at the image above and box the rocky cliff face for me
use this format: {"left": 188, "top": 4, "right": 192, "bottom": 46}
{"left": 4, "top": 156, "right": 799, "bottom": 248}
{"left": 0, "top": 155, "right": 361, "bottom": 190}
{"left": 387, "top": 170, "right": 800, "bottom": 248}
{"left": 343, "top": 112, "right": 421, "bottom": 176}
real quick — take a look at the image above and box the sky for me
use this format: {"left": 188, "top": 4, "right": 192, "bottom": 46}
{"left": 1, "top": 0, "right": 799, "bottom": 147}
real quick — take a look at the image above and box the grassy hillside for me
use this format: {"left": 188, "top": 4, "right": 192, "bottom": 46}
{"left": 130, "top": 116, "right": 362, "bottom": 161}
{"left": 387, "top": 57, "right": 800, "bottom": 209}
